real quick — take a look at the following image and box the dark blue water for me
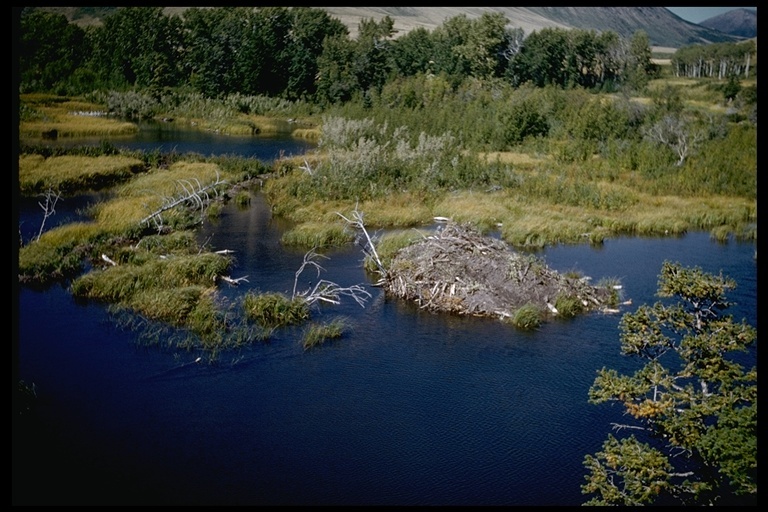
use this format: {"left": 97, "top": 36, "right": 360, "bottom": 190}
{"left": 25, "top": 121, "right": 316, "bottom": 163}
{"left": 15, "top": 135, "right": 757, "bottom": 506}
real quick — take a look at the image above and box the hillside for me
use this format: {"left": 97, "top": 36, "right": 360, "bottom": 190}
{"left": 318, "top": 6, "right": 738, "bottom": 48}
{"left": 38, "top": 6, "right": 740, "bottom": 49}
{"left": 699, "top": 8, "right": 757, "bottom": 38}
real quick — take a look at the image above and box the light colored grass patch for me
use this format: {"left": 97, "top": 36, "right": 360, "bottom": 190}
{"left": 372, "top": 229, "right": 429, "bottom": 270}
{"left": 432, "top": 191, "right": 509, "bottom": 233}
{"left": 358, "top": 194, "right": 433, "bottom": 226}
{"left": 19, "top": 101, "right": 138, "bottom": 138}
{"left": 478, "top": 151, "right": 546, "bottom": 166}
{"left": 92, "top": 196, "right": 165, "bottom": 231}
{"left": 19, "top": 154, "right": 144, "bottom": 194}
{"left": 119, "top": 162, "right": 227, "bottom": 198}
{"left": 281, "top": 221, "right": 353, "bottom": 248}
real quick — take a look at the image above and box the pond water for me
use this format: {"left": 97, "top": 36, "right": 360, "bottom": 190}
{"left": 23, "top": 120, "right": 316, "bottom": 164}
{"left": 14, "top": 131, "right": 757, "bottom": 506}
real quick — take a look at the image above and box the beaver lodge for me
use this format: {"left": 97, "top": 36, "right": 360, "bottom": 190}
{"left": 382, "top": 223, "right": 621, "bottom": 324}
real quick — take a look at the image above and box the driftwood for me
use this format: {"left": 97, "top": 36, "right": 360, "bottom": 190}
{"left": 383, "top": 223, "right": 618, "bottom": 320}
{"left": 292, "top": 248, "right": 372, "bottom": 308}
{"left": 140, "top": 172, "right": 227, "bottom": 229}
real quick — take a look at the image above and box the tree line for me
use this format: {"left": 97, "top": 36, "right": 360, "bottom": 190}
{"left": 19, "top": 6, "right": 668, "bottom": 102}
{"left": 671, "top": 40, "right": 755, "bottom": 80}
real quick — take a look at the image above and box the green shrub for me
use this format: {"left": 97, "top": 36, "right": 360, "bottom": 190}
{"left": 510, "top": 303, "right": 542, "bottom": 330}
{"left": 554, "top": 293, "right": 584, "bottom": 318}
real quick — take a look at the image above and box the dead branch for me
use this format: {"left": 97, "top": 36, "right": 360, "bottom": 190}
{"left": 36, "top": 187, "right": 62, "bottom": 242}
{"left": 220, "top": 275, "right": 249, "bottom": 286}
{"left": 101, "top": 253, "right": 117, "bottom": 266}
{"left": 299, "top": 159, "right": 314, "bottom": 176}
{"left": 292, "top": 248, "right": 329, "bottom": 299}
{"left": 292, "top": 248, "right": 372, "bottom": 308}
{"left": 300, "top": 279, "right": 372, "bottom": 308}
{"left": 140, "top": 172, "right": 227, "bottom": 228}
{"left": 337, "top": 205, "right": 385, "bottom": 276}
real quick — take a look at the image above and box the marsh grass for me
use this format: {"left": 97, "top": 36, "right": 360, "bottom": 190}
{"left": 432, "top": 191, "right": 509, "bottom": 233}
{"left": 359, "top": 194, "right": 434, "bottom": 226}
{"left": 18, "top": 222, "right": 103, "bottom": 283}
{"left": 370, "top": 229, "right": 428, "bottom": 271}
{"left": 301, "top": 317, "right": 348, "bottom": 350}
{"left": 19, "top": 95, "right": 138, "bottom": 138}
{"left": 508, "top": 303, "right": 542, "bottom": 330}
{"left": 554, "top": 293, "right": 584, "bottom": 318}
{"left": 69, "top": 251, "right": 231, "bottom": 339}
{"left": 19, "top": 154, "right": 145, "bottom": 194}
{"left": 71, "top": 252, "right": 232, "bottom": 301}
{"left": 243, "top": 291, "right": 310, "bottom": 329}
{"left": 281, "top": 221, "right": 353, "bottom": 248}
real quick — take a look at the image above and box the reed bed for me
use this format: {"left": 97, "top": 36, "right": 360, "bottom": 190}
{"left": 242, "top": 292, "right": 310, "bottom": 329}
{"left": 301, "top": 317, "right": 347, "bottom": 350}
{"left": 18, "top": 222, "right": 103, "bottom": 283}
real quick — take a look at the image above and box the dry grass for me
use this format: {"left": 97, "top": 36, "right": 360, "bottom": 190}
{"left": 119, "top": 161, "right": 227, "bottom": 197}
{"left": 432, "top": 191, "right": 510, "bottom": 233}
{"left": 19, "top": 154, "right": 144, "bottom": 194}
{"left": 19, "top": 97, "right": 139, "bottom": 138}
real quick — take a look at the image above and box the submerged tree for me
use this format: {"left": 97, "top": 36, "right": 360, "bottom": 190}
{"left": 582, "top": 261, "right": 756, "bottom": 506}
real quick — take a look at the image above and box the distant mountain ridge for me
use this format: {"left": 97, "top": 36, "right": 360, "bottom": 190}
{"left": 316, "top": 6, "right": 742, "bottom": 48}
{"left": 38, "top": 6, "right": 744, "bottom": 49}
{"left": 699, "top": 8, "right": 757, "bottom": 38}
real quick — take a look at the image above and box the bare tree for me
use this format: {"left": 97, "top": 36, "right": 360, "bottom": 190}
{"left": 35, "top": 187, "right": 62, "bottom": 242}
{"left": 643, "top": 115, "right": 704, "bottom": 167}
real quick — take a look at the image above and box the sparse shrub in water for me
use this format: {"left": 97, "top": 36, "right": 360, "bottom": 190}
{"left": 243, "top": 292, "right": 309, "bottom": 328}
{"left": 510, "top": 303, "right": 542, "bottom": 330}
{"left": 301, "top": 318, "right": 347, "bottom": 350}
{"left": 234, "top": 191, "right": 251, "bottom": 207}
{"left": 554, "top": 293, "right": 584, "bottom": 318}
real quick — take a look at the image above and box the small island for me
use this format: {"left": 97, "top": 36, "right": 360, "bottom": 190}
{"left": 383, "top": 223, "right": 621, "bottom": 327}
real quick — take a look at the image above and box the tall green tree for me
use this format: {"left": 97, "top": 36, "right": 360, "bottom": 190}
{"left": 583, "top": 261, "right": 757, "bottom": 506}
{"left": 89, "top": 7, "right": 182, "bottom": 91}
{"left": 283, "top": 7, "right": 348, "bottom": 101}
{"left": 18, "top": 8, "right": 88, "bottom": 93}
{"left": 391, "top": 26, "right": 436, "bottom": 77}
{"left": 315, "top": 33, "right": 357, "bottom": 105}
{"left": 623, "top": 29, "right": 658, "bottom": 91}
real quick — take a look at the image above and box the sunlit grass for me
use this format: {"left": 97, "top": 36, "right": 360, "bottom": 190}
{"left": 281, "top": 221, "right": 353, "bottom": 248}
{"left": 358, "top": 194, "right": 433, "bottom": 226}
{"left": 242, "top": 291, "right": 310, "bottom": 328}
{"left": 432, "top": 191, "right": 510, "bottom": 233}
{"left": 118, "top": 161, "right": 229, "bottom": 197}
{"left": 18, "top": 222, "right": 103, "bottom": 282}
{"left": 19, "top": 154, "right": 144, "bottom": 194}
{"left": 368, "top": 228, "right": 428, "bottom": 271}
{"left": 19, "top": 98, "right": 138, "bottom": 138}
